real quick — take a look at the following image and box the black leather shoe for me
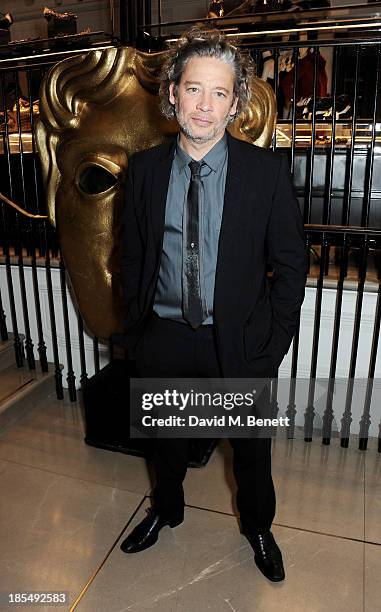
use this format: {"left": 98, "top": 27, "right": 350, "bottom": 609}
{"left": 120, "top": 508, "right": 183, "bottom": 554}
{"left": 244, "top": 530, "right": 285, "bottom": 582}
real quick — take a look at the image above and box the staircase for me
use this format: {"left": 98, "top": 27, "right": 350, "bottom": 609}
{"left": 0, "top": 334, "right": 60, "bottom": 431}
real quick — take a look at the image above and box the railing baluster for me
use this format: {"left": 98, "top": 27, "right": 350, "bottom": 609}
{"left": 306, "top": 45, "right": 319, "bottom": 225}
{"left": 359, "top": 267, "right": 381, "bottom": 450}
{"left": 59, "top": 259, "right": 76, "bottom": 401}
{"left": 290, "top": 46, "right": 299, "bottom": 177}
{"left": 342, "top": 45, "right": 360, "bottom": 227}
{"left": 324, "top": 45, "right": 338, "bottom": 225}
{"left": 362, "top": 46, "right": 381, "bottom": 228}
{"left": 45, "top": 254, "right": 63, "bottom": 399}
{"left": 77, "top": 313, "right": 89, "bottom": 388}
{"left": 93, "top": 336, "right": 100, "bottom": 374}
{"left": 305, "top": 232, "right": 329, "bottom": 442}
{"left": 0, "top": 287, "right": 8, "bottom": 340}
{"left": 341, "top": 234, "right": 369, "bottom": 447}
{"left": 271, "top": 47, "right": 279, "bottom": 152}
{"left": 322, "top": 233, "right": 348, "bottom": 445}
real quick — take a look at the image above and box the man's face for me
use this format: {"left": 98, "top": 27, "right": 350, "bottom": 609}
{"left": 169, "top": 56, "right": 238, "bottom": 145}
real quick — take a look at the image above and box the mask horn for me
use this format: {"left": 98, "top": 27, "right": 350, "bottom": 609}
{"left": 0, "top": 192, "right": 48, "bottom": 219}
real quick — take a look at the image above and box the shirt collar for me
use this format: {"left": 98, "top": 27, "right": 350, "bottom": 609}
{"left": 174, "top": 133, "right": 227, "bottom": 175}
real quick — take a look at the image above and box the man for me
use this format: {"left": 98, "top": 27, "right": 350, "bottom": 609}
{"left": 119, "top": 28, "right": 308, "bottom": 583}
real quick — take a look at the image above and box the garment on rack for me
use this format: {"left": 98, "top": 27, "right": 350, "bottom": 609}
{"left": 279, "top": 49, "right": 328, "bottom": 110}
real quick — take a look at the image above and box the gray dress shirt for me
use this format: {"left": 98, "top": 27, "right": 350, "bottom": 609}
{"left": 153, "top": 134, "right": 228, "bottom": 325}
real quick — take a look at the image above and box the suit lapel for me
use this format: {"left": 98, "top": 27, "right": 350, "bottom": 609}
{"left": 221, "top": 134, "right": 246, "bottom": 239}
{"left": 151, "top": 138, "right": 176, "bottom": 251}
{"left": 214, "top": 133, "right": 247, "bottom": 305}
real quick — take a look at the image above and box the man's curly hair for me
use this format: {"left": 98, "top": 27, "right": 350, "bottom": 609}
{"left": 159, "top": 27, "right": 253, "bottom": 122}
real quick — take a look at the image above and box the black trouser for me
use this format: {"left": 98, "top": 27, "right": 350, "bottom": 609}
{"left": 135, "top": 312, "right": 276, "bottom": 534}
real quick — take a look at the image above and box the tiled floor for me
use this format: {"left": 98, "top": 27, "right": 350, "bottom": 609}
{"left": 0, "top": 391, "right": 379, "bottom": 612}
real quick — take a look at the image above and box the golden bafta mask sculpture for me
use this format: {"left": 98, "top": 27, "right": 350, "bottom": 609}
{"left": 34, "top": 46, "right": 276, "bottom": 340}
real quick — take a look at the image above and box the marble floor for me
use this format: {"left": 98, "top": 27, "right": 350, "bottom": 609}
{"left": 0, "top": 390, "right": 379, "bottom": 612}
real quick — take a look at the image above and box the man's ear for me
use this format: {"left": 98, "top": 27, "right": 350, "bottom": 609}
{"left": 169, "top": 82, "right": 177, "bottom": 106}
{"left": 230, "top": 95, "right": 239, "bottom": 117}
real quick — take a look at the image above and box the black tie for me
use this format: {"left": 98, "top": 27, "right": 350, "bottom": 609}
{"left": 183, "top": 160, "right": 205, "bottom": 329}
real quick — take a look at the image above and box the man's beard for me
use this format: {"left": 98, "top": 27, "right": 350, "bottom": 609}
{"left": 175, "top": 105, "right": 231, "bottom": 144}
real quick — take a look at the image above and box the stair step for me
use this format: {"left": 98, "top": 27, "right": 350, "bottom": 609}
{"left": 0, "top": 333, "right": 25, "bottom": 371}
{"left": 0, "top": 362, "right": 61, "bottom": 433}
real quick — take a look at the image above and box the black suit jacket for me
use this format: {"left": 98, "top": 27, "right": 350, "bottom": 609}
{"left": 120, "top": 131, "right": 308, "bottom": 377}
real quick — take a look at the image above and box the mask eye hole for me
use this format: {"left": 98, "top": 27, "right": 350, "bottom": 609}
{"left": 77, "top": 164, "right": 117, "bottom": 195}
